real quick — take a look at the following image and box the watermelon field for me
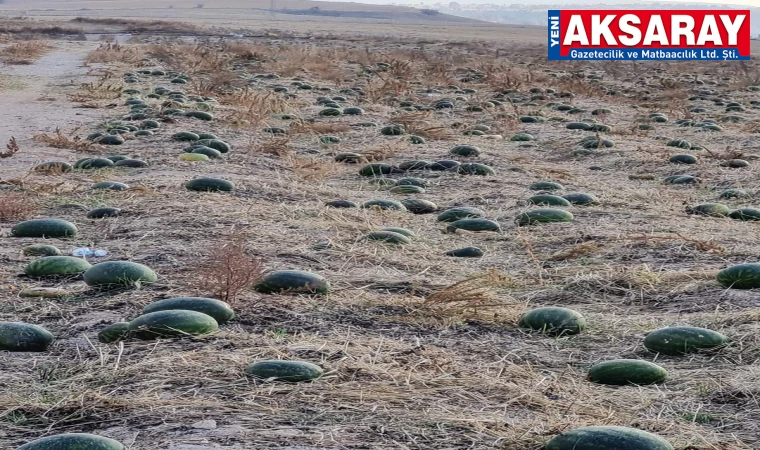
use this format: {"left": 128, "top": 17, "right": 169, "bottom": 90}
{"left": 0, "top": 19, "right": 759, "bottom": 450}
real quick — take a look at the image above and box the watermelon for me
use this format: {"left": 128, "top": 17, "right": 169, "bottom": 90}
{"left": 114, "top": 159, "right": 148, "bottom": 168}
{"left": 398, "top": 160, "right": 430, "bottom": 171}
{"left": 456, "top": 163, "right": 494, "bottom": 176}
{"left": 445, "top": 218, "right": 500, "bottom": 233}
{"left": 445, "top": 247, "right": 484, "bottom": 258}
{"left": 98, "top": 322, "right": 130, "bottom": 343}
{"left": 326, "top": 200, "right": 358, "bottom": 208}
{"left": 255, "top": 270, "right": 331, "bottom": 295}
{"left": 528, "top": 194, "right": 571, "bottom": 207}
{"left": 686, "top": 203, "right": 730, "bottom": 217}
{"left": 396, "top": 177, "right": 427, "bottom": 187}
{"left": 717, "top": 263, "right": 760, "bottom": 289}
{"left": 516, "top": 208, "right": 574, "bottom": 226}
{"left": 530, "top": 181, "right": 564, "bottom": 191}
{"left": 379, "top": 227, "right": 414, "bottom": 238}
{"left": 92, "top": 181, "right": 129, "bottom": 191}
{"left": 669, "top": 154, "right": 698, "bottom": 164}
{"left": 33, "top": 161, "right": 72, "bottom": 173}
{"left": 185, "top": 177, "right": 234, "bottom": 192}
{"left": 364, "top": 231, "right": 412, "bottom": 244}
{"left": 185, "top": 111, "right": 213, "bottom": 121}
{"left": 79, "top": 158, "right": 116, "bottom": 169}
{"left": 83, "top": 261, "right": 158, "bottom": 288}
{"left": 17, "top": 433, "right": 125, "bottom": 450}
{"left": 380, "top": 125, "right": 406, "bottom": 136}
{"left": 191, "top": 147, "right": 222, "bottom": 159}
{"left": 587, "top": 359, "right": 668, "bottom": 385}
{"left": 562, "top": 192, "right": 599, "bottom": 205}
{"left": 24, "top": 256, "right": 92, "bottom": 276}
{"left": 721, "top": 159, "right": 749, "bottom": 168}
{"left": 334, "top": 152, "right": 367, "bottom": 164}
{"left": 450, "top": 145, "right": 480, "bottom": 156}
{"left": 437, "top": 206, "right": 484, "bottom": 222}
{"left": 728, "top": 208, "right": 760, "bottom": 221}
{"left": 359, "top": 163, "right": 395, "bottom": 177}
{"left": 545, "top": 426, "right": 674, "bottom": 450}
{"left": 128, "top": 310, "right": 218, "bottom": 340}
{"left": 22, "top": 244, "right": 62, "bottom": 256}
{"left": 87, "top": 205, "right": 120, "bottom": 219}
{"left": 195, "top": 139, "right": 231, "bottom": 153}
{"left": 719, "top": 189, "right": 749, "bottom": 199}
{"left": 11, "top": 219, "right": 77, "bottom": 238}
{"left": 179, "top": 153, "right": 209, "bottom": 162}
{"left": 401, "top": 199, "right": 437, "bottom": 214}
{"left": 362, "top": 200, "right": 407, "bottom": 211}
{"left": 389, "top": 185, "right": 425, "bottom": 194}
{"left": 245, "top": 360, "right": 323, "bottom": 382}
{"left": 0, "top": 322, "right": 54, "bottom": 352}
{"left": 143, "top": 297, "right": 235, "bottom": 324}
{"left": 518, "top": 306, "right": 586, "bottom": 336}
{"left": 425, "top": 160, "right": 460, "bottom": 171}
{"left": 173, "top": 131, "right": 200, "bottom": 141}
{"left": 643, "top": 326, "right": 727, "bottom": 355}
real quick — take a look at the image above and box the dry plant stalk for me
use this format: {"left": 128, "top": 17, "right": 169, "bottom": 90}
{"left": 0, "top": 192, "right": 37, "bottom": 221}
{"left": 0, "top": 41, "right": 49, "bottom": 59}
{"left": 193, "top": 233, "right": 264, "bottom": 305}
{"left": 547, "top": 242, "right": 601, "bottom": 261}
{"left": 33, "top": 128, "right": 93, "bottom": 151}
{"left": 423, "top": 269, "right": 512, "bottom": 313}
{"left": 2, "top": 137, "right": 19, "bottom": 158}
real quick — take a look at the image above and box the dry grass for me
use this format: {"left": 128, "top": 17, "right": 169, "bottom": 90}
{"left": 0, "top": 41, "right": 50, "bottom": 61}
{"left": 2, "top": 137, "right": 19, "bottom": 159}
{"left": 85, "top": 43, "right": 143, "bottom": 65}
{"left": 0, "top": 24, "right": 759, "bottom": 450}
{"left": 0, "top": 192, "right": 37, "bottom": 221}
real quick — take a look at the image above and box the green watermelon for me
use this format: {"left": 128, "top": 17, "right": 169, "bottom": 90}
{"left": 11, "top": 219, "right": 77, "bottom": 238}
{"left": 17, "top": 433, "right": 125, "bottom": 450}
{"left": 516, "top": 208, "right": 574, "bottom": 226}
{"left": 545, "top": 426, "right": 673, "bottom": 450}
{"left": 450, "top": 145, "right": 480, "bottom": 156}
{"left": 255, "top": 270, "right": 331, "bottom": 295}
{"left": 245, "top": 360, "right": 323, "bottom": 382}
{"left": 83, "top": 261, "right": 158, "bottom": 288}
{"left": 128, "top": 310, "right": 218, "bottom": 340}
{"left": 92, "top": 181, "right": 130, "bottom": 191}
{"left": 185, "top": 111, "right": 213, "bottom": 121}
{"left": 389, "top": 185, "right": 424, "bottom": 194}
{"left": 686, "top": 203, "right": 730, "bottom": 217}
{"left": 445, "top": 247, "right": 484, "bottom": 258}
{"left": 363, "top": 231, "right": 412, "bottom": 244}
{"left": 191, "top": 147, "right": 222, "bottom": 159}
{"left": 143, "top": 297, "right": 235, "bottom": 324}
{"left": 326, "top": 200, "right": 358, "bottom": 208}
{"left": 717, "top": 263, "right": 760, "bottom": 289}
{"left": 24, "top": 256, "right": 92, "bottom": 276}
{"left": 445, "top": 218, "right": 500, "bottom": 233}
{"left": 518, "top": 306, "right": 586, "bottom": 336}
{"left": 87, "top": 207, "right": 121, "bottom": 219}
{"left": 379, "top": 227, "right": 414, "bottom": 238}
{"left": 98, "top": 322, "right": 130, "bottom": 343}
{"left": 114, "top": 159, "right": 148, "bottom": 168}
{"left": 437, "top": 206, "right": 484, "bottom": 222}
{"left": 562, "top": 192, "right": 599, "bottom": 205}
{"left": 719, "top": 189, "right": 749, "bottom": 199}
{"left": 587, "top": 359, "right": 668, "bottom": 385}
{"left": 728, "top": 208, "right": 760, "bottom": 221}
{"left": 528, "top": 194, "right": 571, "bottom": 207}
{"left": 173, "top": 131, "right": 200, "bottom": 141}
{"left": 396, "top": 177, "right": 427, "bottom": 187}
{"left": 359, "top": 163, "right": 394, "bottom": 177}
{"left": 0, "top": 322, "right": 54, "bottom": 352}
{"left": 530, "top": 181, "right": 564, "bottom": 191}
{"left": 643, "top": 326, "right": 727, "bottom": 355}
{"left": 185, "top": 177, "right": 234, "bottom": 192}
{"left": 457, "top": 163, "right": 494, "bottom": 176}
{"left": 22, "top": 244, "right": 62, "bottom": 256}
{"left": 401, "top": 199, "right": 437, "bottom": 214}
{"left": 195, "top": 139, "right": 231, "bottom": 153}
{"left": 380, "top": 125, "right": 406, "bottom": 136}
{"left": 669, "top": 154, "right": 698, "bottom": 164}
